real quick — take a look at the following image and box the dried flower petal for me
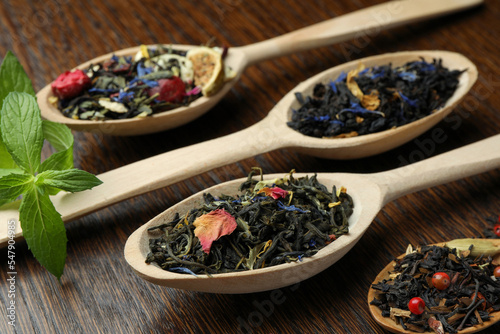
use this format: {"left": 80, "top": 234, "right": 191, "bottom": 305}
{"left": 257, "top": 187, "right": 289, "bottom": 199}
{"left": 193, "top": 209, "right": 237, "bottom": 254}
{"left": 361, "top": 91, "right": 380, "bottom": 110}
{"left": 346, "top": 68, "right": 365, "bottom": 101}
{"left": 428, "top": 316, "right": 445, "bottom": 334}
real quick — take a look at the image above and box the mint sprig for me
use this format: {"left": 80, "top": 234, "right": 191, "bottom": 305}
{"left": 0, "top": 52, "right": 102, "bottom": 279}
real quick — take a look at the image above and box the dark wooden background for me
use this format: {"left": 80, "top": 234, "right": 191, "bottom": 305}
{"left": 1, "top": 0, "right": 499, "bottom": 333}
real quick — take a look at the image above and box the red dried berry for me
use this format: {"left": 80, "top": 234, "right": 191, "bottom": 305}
{"left": 494, "top": 224, "right": 500, "bottom": 237}
{"left": 148, "top": 77, "right": 185, "bottom": 103}
{"left": 51, "top": 69, "right": 91, "bottom": 100}
{"left": 408, "top": 297, "right": 425, "bottom": 315}
{"left": 494, "top": 266, "right": 500, "bottom": 278}
{"left": 432, "top": 272, "right": 451, "bottom": 290}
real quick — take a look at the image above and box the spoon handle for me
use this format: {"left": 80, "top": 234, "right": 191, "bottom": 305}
{"left": 0, "top": 118, "right": 283, "bottom": 247}
{"left": 375, "top": 134, "right": 500, "bottom": 204}
{"left": 235, "top": 0, "right": 483, "bottom": 67}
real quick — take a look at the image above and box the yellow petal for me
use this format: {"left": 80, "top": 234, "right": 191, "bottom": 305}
{"left": 361, "top": 91, "right": 380, "bottom": 111}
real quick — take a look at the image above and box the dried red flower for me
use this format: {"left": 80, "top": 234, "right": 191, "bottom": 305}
{"left": 51, "top": 69, "right": 91, "bottom": 100}
{"left": 148, "top": 76, "right": 185, "bottom": 103}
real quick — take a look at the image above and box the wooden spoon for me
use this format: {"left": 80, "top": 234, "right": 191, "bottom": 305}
{"left": 368, "top": 239, "right": 500, "bottom": 334}
{"left": 0, "top": 50, "right": 479, "bottom": 249}
{"left": 123, "top": 134, "right": 500, "bottom": 293}
{"left": 37, "top": 0, "right": 483, "bottom": 136}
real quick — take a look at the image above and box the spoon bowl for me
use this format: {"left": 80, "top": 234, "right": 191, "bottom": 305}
{"left": 0, "top": 50, "right": 483, "bottom": 249}
{"left": 126, "top": 172, "right": 381, "bottom": 293}
{"left": 124, "top": 134, "right": 500, "bottom": 293}
{"left": 37, "top": 45, "right": 246, "bottom": 136}
{"left": 367, "top": 239, "right": 500, "bottom": 334}
{"left": 37, "top": 0, "right": 483, "bottom": 136}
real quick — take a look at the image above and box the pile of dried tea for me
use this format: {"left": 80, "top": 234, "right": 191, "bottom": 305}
{"left": 287, "top": 59, "right": 464, "bottom": 138}
{"left": 146, "top": 169, "right": 354, "bottom": 275}
{"left": 370, "top": 241, "right": 500, "bottom": 333}
{"left": 51, "top": 44, "right": 233, "bottom": 120}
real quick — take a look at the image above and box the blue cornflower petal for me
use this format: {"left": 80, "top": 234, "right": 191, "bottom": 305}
{"left": 308, "top": 238, "right": 317, "bottom": 247}
{"left": 168, "top": 267, "right": 198, "bottom": 277}
{"left": 137, "top": 63, "right": 153, "bottom": 77}
{"left": 113, "top": 90, "right": 135, "bottom": 103}
{"left": 369, "top": 67, "right": 386, "bottom": 79}
{"left": 111, "top": 55, "right": 119, "bottom": 62}
{"left": 277, "top": 201, "right": 308, "bottom": 213}
{"left": 359, "top": 68, "right": 369, "bottom": 76}
{"left": 141, "top": 79, "right": 159, "bottom": 88}
{"left": 127, "top": 76, "right": 159, "bottom": 88}
{"left": 298, "top": 255, "right": 303, "bottom": 261}
{"left": 338, "top": 102, "right": 384, "bottom": 117}
{"left": 329, "top": 80, "right": 338, "bottom": 94}
{"left": 88, "top": 87, "right": 119, "bottom": 93}
{"left": 330, "top": 120, "right": 344, "bottom": 126}
{"left": 334, "top": 71, "right": 347, "bottom": 83}
{"left": 399, "top": 91, "right": 419, "bottom": 108}
{"left": 329, "top": 71, "right": 347, "bottom": 94}
{"left": 251, "top": 195, "right": 268, "bottom": 202}
{"left": 398, "top": 71, "right": 417, "bottom": 82}
{"left": 306, "top": 115, "right": 330, "bottom": 122}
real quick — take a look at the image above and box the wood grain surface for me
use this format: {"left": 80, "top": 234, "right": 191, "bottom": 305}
{"left": 0, "top": 0, "right": 499, "bottom": 333}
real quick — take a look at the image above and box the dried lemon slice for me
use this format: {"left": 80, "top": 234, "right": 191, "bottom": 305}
{"left": 186, "top": 46, "right": 225, "bottom": 97}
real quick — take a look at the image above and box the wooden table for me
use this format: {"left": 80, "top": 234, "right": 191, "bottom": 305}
{"left": 1, "top": 0, "right": 499, "bottom": 333}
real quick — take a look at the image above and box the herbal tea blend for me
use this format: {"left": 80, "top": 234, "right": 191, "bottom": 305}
{"left": 370, "top": 242, "right": 500, "bottom": 333}
{"left": 146, "top": 169, "right": 354, "bottom": 275}
{"left": 287, "top": 59, "right": 464, "bottom": 138}
{"left": 51, "top": 44, "right": 234, "bottom": 120}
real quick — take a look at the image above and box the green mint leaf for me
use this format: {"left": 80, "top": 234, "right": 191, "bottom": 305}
{"left": 0, "top": 140, "right": 17, "bottom": 169}
{"left": 0, "top": 167, "right": 24, "bottom": 178}
{"left": 40, "top": 120, "right": 74, "bottom": 172}
{"left": 0, "top": 51, "right": 35, "bottom": 170}
{"left": 0, "top": 168, "right": 26, "bottom": 206}
{"left": 36, "top": 169, "right": 102, "bottom": 193}
{"left": 19, "top": 187, "right": 67, "bottom": 279}
{"left": 0, "top": 51, "right": 35, "bottom": 109}
{"left": 0, "top": 172, "right": 33, "bottom": 202}
{"left": 1, "top": 92, "right": 43, "bottom": 174}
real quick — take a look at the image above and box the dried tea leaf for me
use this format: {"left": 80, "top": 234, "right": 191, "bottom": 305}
{"left": 390, "top": 307, "right": 411, "bottom": 321}
{"left": 98, "top": 99, "right": 128, "bottom": 113}
{"left": 244, "top": 241, "right": 269, "bottom": 270}
{"left": 193, "top": 208, "right": 237, "bottom": 254}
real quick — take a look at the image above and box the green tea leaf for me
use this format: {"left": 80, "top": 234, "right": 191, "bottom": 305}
{"left": 1, "top": 92, "right": 44, "bottom": 174}
{"left": 0, "top": 172, "right": 33, "bottom": 202}
{"left": 19, "top": 187, "right": 67, "bottom": 279}
{"left": 40, "top": 120, "right": 74, "bottom": 172}
{"left": 36, "top": 169, "right": 102, "bottom": 193}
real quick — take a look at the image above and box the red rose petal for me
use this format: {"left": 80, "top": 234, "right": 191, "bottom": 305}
{"left": 193, "top": 209, "right": 237, "bottom": 254}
